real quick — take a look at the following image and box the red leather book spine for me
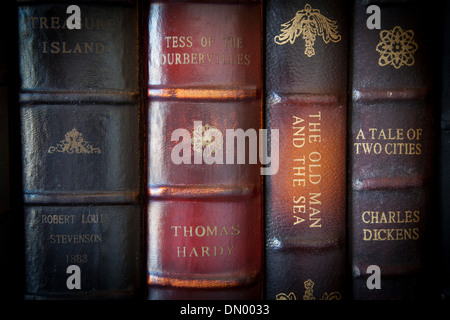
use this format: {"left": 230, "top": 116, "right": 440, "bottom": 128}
{"left": 264, "top": 0, "right": 348, "bottom": 300}
{"left": 349, "top": 0, "right": 440, "bottom": 299}
{"left": 145, "top": 0, "right": 263, "bottom": 299}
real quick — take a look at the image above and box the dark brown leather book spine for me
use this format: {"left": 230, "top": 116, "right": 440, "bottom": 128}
{"left": 145, "top": 0, "right": 263, "bottom": 299}
{"left": 349, "top": 0, "right": 440, "bottom": 300}
{"left": 264, "top": 0, "right": 348, "bottom": 300}
{"left": 19, "top": 1, "right": 143, "bottom": 299}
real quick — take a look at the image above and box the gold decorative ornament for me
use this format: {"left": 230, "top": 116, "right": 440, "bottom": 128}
{"left": 275, "top": 292, "right": 297, "bottom": 300}
{"left": 376, "top": 26, "right": 418, "bottom": 69}
{"left": 274, "top": 3, "right": 341, "bottom": 57}
{"left": 192, "top": 123, "right": 223, "bottom": 156}
{"left": 275, "top": 279, "right": 341, "bottom": 300}
{"left": 48, "top": 128, "right": 101, "bottom": 154}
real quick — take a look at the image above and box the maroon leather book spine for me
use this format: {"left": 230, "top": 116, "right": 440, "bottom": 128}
{"left": 264, "top": 0, "right": 348, "bottom": 300}
{"left": 145, "top": 0, "right": 263, "bottom": 299}
{"left": 349, "top": 0, "right": 439, "bottom": 299}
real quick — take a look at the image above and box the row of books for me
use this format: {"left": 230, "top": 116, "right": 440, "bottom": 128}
{"left": 0, "top": 0, "right": 448, "bottom": 300}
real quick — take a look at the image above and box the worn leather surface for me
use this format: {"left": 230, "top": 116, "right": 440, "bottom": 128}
{"left": 24, "top": 205, "right": 141, "bottom": 298}
{"left": 146, "top": 0, "right": 263, "bottom": 299}
{"left": 264, "top": 0, "right": 348, "bottom": 300}
{"left": 19, "top": 1, "right": 142, "bottom": 299}
{"left": 349, "top": 0, "right": 439, "bottom": 300}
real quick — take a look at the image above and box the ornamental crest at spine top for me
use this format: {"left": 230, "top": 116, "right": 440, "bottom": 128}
{"left": 48, "top": 128, "right": 101, "bottom": 154}
{"left": 275, "top": 279, "right": 342, "bottom": 300}
{"left": 376, "top": 26, "right": 418, "bottom": 69}
{"left": 274, "top": 3, "right": 341, "bottom": 57}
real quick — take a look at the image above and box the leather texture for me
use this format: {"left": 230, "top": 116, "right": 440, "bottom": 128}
{"left": 264, "top": 0, "right": 348, "bottom": 300}
{"left": 146, "top": 0, "right": 263, "bottom": 299}
{"left": 19, "top": 1, "right": 143, "bottom": 299}
{"left": 349, "top": 0, "right": 439, "bottom": 300}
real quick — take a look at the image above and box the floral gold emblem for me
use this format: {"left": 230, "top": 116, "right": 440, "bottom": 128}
{"left": 192, "top": 123, "right": 223, "bottom": 156}
{"left": 303, "top": 279, "right": 341, "bottom": 300}
{"left": 275, "top": 279, "right": 341, "bottom": 300}
{"left": 274, "top": 3, "right": 341, "bottom": 57}
{"left": 48, "top": 128, "right": 101, "bottom": 154}
{"left": 376, "top": 26, "right": 418, "bottom": 69}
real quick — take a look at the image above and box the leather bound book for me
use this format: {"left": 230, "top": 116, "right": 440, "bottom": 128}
{"left": 264, "top": 0, "right": 348, "bottom": 300}
{"left": 146, "top": 0, "right": 263, "bottom": 299}
{"left": 349, "top": 0, "right": 440, "bottom": 300}
{"left": 19, "top": 1, "right": 143, "bottom": 299}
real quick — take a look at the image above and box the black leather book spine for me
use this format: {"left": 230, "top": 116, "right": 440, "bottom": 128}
{"left": 19, "top": 1, "right": 143, "bottom": 299}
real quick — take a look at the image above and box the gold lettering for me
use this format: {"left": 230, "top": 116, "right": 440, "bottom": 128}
{"left": 219, "top": 226, "right": 229, "bottom": 236}
{"left": 308, "top": 152, "right": 321, "bottom": 185}
{"left": 170, "top": 225, "right": 241, "bottom": 237}
{"left": 165, "top": 36, "right": 193, "bottom": 48}
{"left": 40, "top": 17, "right": 49, "bottom": 29}
{"left": 176, "top": 245, "right": 234, "bottom": 258}
{"left": 195, "top": 226, "right": 206, "bottom": 237}
{"left": 215, "top": 246, "right": 223, "bottom": 256}
{"left": 50, "top": 17, "right": 60, "bottom": 29}
{"left": 42, "top": 42, "right": 105, "bottom": 54}
{"left": 379, "top": 212, "right": 387, "bottom": 223}
{"left": 293, "top": 195, "right": 306, "bottom": 225}
{"left": 171, "top": 226, "right": 181, "bottom": 236}
{"left": 28, "top": 17, "right": 39, "bottom": 28}
{"left": 206, "top": 225, "right": 217, "bottom": 236}
{"left": 66, "top": 254, "right": 88, "bottom": 264}
{"left": 309, "top": 193, "right": 321, "bottom": 228}
{"left": 49, "top": 234, "right": 102, "bottom": 243}
{"left": 189, "top": 247, "right": 198, "bottom": 257}
{"left": 413, "top": 210, "right": 420, "bottom": 222}
{"left": 81, "top": 213, "right": 103, "bottom": 224}
{"left": 355, "top": 128, "right": 423, "bottom": 155}
{"left": 28, "top": 16, "right": 118, "bottom": 30}
{"left": 42, "top": 214, "right": 75, "bottom": 224}
{"left": 177, "top": 246, "right": 186, "bottom": 257}
{"left": 159, "top": 34, "right": 251, "bottom": 66}
{"left": 231, "top": 225, "right": 240, "bottom": 236}
{"left": 223, "top": 36, "right": 243, "bottom": 48}
{"left": 361, "top": 210, "right": 421, "bottom": 241}
{"left": 293, "top": 216, "right": 305, "bottom": 225}
{"left": 362, "top": 210, "right": 421, "bottom": 224}
{"left": 184, "top": 226, "right": 193, "bottom": 237}
{"left": 292, "top": 116, "right": 305, "bottom": 148}
{"left": 293, "top": 157, "right": 306, "bottom": 187}
{"left": 362, "top": 211, "right": 371, "bottom": 223}
{"left": 363, "top": 229, "right": 372, "bottom": 240}
{"left": 356, "top": 129, "right": 365, "bottom": 140}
